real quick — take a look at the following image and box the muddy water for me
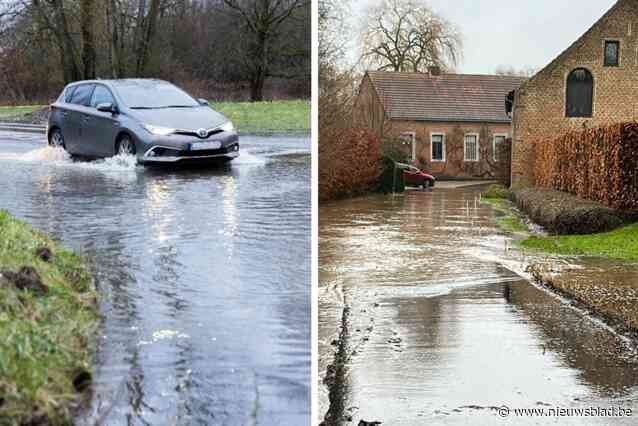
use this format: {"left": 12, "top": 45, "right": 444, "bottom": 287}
{"left": 0, "top": 132, "right": 310, "bottom": 425}
{"left": 319, "top": 187, "right": 638, "bottom": 425}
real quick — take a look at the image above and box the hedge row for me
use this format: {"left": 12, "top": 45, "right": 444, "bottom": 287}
{"left": 535, "top": 122, "right": 638, "bottom": 211}
{"left": 319, "top": 128, "right": 383, "bottom": 201}
{"left": 513, "top": 187, "right": 638, "bottom": 235}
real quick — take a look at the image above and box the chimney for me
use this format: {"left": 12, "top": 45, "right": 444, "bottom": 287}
{"left": 428, "top": 66, "right": 441, "bottom": 76}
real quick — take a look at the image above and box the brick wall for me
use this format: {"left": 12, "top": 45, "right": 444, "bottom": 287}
{"left": 352, "top": 74, "right": 387, "bottom": 137}
{"left": 387, "top": 120, "right": 511, "bottom": 180}
{"left": 512, "top": 0, "right": 638, "bottom": 188}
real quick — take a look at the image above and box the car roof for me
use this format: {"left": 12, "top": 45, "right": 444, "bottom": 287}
{"left": 65, "top": 79, "right": 170, "bottom": 89}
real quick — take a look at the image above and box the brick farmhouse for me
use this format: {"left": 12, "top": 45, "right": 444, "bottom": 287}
{"left": 353, "top": 69, "right": 525, "bottom": 180}
{"left": 511, "top": 0, "right": 638, "bottom": 188}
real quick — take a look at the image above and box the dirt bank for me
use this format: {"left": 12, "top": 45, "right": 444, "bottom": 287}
{"left": 0, "top": 210, "right": 98, "bottom": 424}
{"left": 528, "top": 262, "right": 638, "bottom": 338}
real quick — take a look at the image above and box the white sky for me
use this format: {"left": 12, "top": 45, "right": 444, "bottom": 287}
{"left": 349, "top": 0, "right": 617, "bottom": 74}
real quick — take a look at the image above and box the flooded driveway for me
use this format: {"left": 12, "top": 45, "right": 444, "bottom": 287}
{"left": 0, "top": 131, "right": 310, "bottom": 425}
{"left": 319, "top": 187, "right": 638, "bottom": 425}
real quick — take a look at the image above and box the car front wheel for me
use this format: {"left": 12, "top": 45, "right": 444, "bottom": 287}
{"left": 116, "top": 135, "right": 136, "bottom": 156}
{"left": 422, "top": 180, "right": 430, "bottom": 190}
{"left": 49, "top": 128, "right": 65, "bottom": 149}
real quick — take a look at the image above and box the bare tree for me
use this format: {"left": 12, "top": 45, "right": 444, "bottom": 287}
{"left": 222, "top": 0, "right": 309, "bottom": 101}
{"left": 81, "top": 0, "right": 96, "bottom": 78}
{"left": 494, "top": 65, "right": 537, "bottom": 77}
{"left": 0, "top": 0, "right": 310, "bottom": 103}
{"left": 360, "top": 0, "right": 462, "bottom": 73}
{"left": 32, "top": 0, "right": 82, "bottom": 83}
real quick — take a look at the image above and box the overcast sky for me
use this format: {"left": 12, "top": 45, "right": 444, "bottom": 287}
{"left": 350, "top": 0, "right": 617, "bottom": 74}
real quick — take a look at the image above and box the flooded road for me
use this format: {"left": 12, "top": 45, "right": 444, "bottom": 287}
{"left": 0, "top": 132, "right": 310, "bottom": 425}
{"left": 319, "top": 187, "right": 638, "bottom": 425}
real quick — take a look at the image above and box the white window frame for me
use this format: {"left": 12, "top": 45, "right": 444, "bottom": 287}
{"left": 464, "top": 133, "right": 480, "bottom": 162}
{"left": 493, "top": 134, "right": 508, "bottom": 162}
{"left": 400, "top": 131, "right": 417, "bottom": 161}
{"left": 430, "top": 132, "right": 446, "bottom": 162}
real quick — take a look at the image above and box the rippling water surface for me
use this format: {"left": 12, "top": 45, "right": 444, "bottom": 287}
{"left": 0, "top": 132, "right": 310, "bottom": 425}
{"left": 319, "top": 188, "right": 638, "bottom": 425}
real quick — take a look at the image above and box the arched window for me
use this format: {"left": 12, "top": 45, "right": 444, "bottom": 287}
{"left": 566, "top": 68, "right": 593, "bottom": 118}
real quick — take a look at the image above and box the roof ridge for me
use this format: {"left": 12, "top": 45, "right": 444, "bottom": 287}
{"left": 366, "top": 70, "right": 527, "bottom": 80}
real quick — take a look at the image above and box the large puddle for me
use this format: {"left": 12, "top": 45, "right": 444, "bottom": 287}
{"left": 0, "top": 132, "right": 310, "bottom": 425}
{"left": 319, "top": 188, "right": 638, "bottom": 425}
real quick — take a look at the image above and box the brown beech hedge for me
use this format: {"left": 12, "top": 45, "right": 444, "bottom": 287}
{"left": 319, "top": 128, "right": 383, "bottom": 201}
{"left": 535, "top": 122, "right": 638, "bottom": 211}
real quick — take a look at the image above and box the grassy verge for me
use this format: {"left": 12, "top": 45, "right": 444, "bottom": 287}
{"left": 521, "top": 223, "right": 638, "bottom": 261}
{"left": 481, "top": 184, "right": 528, "bottom": 233}
{"left": 211, "top": 100, "right": 310, "bottom": 133}
{"left": 0, "top": 210, "right": 98, "bottom": 424}
{"left": 0, "top": 105, "right": 44, "bottom": 118}
{"left": 0, "top": 101, "right": 311, "bottom": 134}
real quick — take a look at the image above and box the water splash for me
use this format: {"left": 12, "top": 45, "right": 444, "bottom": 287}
{"left": 2, "top": 146, "right": 139, "bottom": 172}
{"left": 232, "top": 150, "right": 268, "bottom": 166}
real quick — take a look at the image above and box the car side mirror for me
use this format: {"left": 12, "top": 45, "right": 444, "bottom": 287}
{"left": 97, "top": 102, "right": 118, "bottom": 114}
{"left": 198, "top": 98, "right": 209, "bottom": 106}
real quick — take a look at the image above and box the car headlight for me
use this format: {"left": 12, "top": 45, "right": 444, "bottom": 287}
{"left": 220, "top": 121, "right": 234, "bottom": 132}
{"left": 144, "top": 124, "right": 175, "bottom": 136}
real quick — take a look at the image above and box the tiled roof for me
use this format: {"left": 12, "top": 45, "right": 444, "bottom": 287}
{"left": 366, "top": 71, "right": 527, "bottom": 123}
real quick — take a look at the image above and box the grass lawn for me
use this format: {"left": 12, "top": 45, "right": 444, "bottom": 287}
{"left": 0, "top": 105, "right": 44, "bottom": 118}
{"left": 211, "top": 100, "right": 310, "bottom": 133}
{"left": 481, "top": 184, "right": 528, "bottom": 233}
{"left": 520, "top": 223, "right": 638, "bottom": 261}
{"left": 0, "top": 101, "right": 310, "bottom": 134}
{"left": 0, "top": 210, "right": 98, "bottom": 424}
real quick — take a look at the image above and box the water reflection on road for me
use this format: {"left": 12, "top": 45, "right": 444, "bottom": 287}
{"left": 319, "top": 188, "right": 638, "bottom": 425}
{"left": 0, "top": 133, "right": 310, "bottom": 425}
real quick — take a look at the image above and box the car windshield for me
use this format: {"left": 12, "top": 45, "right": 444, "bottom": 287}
{"left": 115, "top": 82, "right": 200, "bottom": 109}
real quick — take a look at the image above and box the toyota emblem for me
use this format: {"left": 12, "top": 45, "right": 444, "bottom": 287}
{"left": 197, "top": 128, "right": 208, "bottom": 138}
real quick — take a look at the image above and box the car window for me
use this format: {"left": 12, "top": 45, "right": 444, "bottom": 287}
{"left": 69, "top": 84, "right": 95, "bottom": 106}
{"left": 63, "top": 86, "right": 77, "bottom": 103}
{"left": 90, "top": 85, "right": 116, "bottom": 108}
{"left": 114, "top": 81, "right": 199, "bottom": 109}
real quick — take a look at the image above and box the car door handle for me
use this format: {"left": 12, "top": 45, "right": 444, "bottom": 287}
{"left": 83, "top": 115, "right": 91, "bottom": 121}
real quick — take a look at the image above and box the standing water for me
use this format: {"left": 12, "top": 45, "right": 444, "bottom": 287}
{"left": 0, "top": 132, "right": 310, "bottom": 425}
{"left": 319, "top": 188, "right": 638, "bottom": 425}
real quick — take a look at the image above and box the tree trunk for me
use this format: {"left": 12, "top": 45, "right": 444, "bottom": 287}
{"left": 136, "top": 0, "right": 160, "bottom": 76}
{"left": 134, "top": 0, "right": 147, "bottom": 75}
{"left": 52, "top": 0, "right": 82, "bottom": 82}
{"left": 81, "top": 0, "right": 96, "bottom": 79}
{"left": 250, "top": 34, "right": 268, "bottom": 102}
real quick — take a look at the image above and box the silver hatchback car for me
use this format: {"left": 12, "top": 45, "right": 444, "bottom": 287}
{"left": 47, "top": 79, "right": 239, "bottom": 164}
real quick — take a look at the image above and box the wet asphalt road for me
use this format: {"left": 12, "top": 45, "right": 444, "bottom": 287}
{"left": 0, "top": 131, "right": 310, "bottom": 425}
{"left": 319, "top": 188, "right": 638, "bottom": 425}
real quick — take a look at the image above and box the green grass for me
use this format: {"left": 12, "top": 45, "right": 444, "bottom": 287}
{"left": 0, "top": 101, "right": 311, "bottom": 133}
{"left": 0, "top": 105, "right": 44, "bottom": 118}
{"left": 482, "top": 183, "right": 512, "bottom": 200}
{"left": 481, "top": 197, "right": 529, "bottom": 233}
{"left": 520, "top": 223, "right": 638, "bottom": 261}
{"left": 211, "top": 100, "right": 310, "bottom": 133}
{"left": 0, "top": 210, "right": 98, "bottom": 424}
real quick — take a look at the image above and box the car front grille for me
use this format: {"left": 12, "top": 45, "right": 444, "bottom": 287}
{"left": 149, "top": 143, "right": 238, "bottom": 158}
{"left": 175, "top": 129, "right": 224, "bottom": 139}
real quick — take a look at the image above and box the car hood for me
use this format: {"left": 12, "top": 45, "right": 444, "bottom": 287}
{"left": 129, "top": 107, "right": 228, "bottom": 130}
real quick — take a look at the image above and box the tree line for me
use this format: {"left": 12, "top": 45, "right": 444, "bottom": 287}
{"left": 0, "top": 0, "right": 310, "bottom": 104}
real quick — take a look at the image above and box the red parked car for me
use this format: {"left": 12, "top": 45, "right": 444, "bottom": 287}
{"left": 403, "top": 165, "right": 436, "bottom": 189}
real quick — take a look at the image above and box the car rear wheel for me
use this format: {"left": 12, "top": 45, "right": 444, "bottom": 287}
{"left": 116, "top": 135, "right": 136, "bottom": 156}
{"left": 49, "top": 128, "right": 65, "bottom": 149}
